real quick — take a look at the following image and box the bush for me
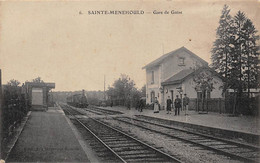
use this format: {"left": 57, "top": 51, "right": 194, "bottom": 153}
{"left": 225, "top": 93, "right": 259, "bottom": 116}
{"left": 3, "top": 85, "right": 28, "bottom": 138}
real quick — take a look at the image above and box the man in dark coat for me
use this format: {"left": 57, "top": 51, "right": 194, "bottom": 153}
{"left": 166, "top": 96, "right": 172, "bottom": 114}
{"left": 183, "top": 94, "right": 190, "bottom": 115}
{"left": 110, "top": 100, "right": 113, "bottom": 107}
{"left": 174, "top": 95, "right": 181, "bottom": 116}
{"left": 139, "top": 98, "right": 144, "bottom": 112}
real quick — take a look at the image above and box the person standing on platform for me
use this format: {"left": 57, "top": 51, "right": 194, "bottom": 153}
{"left": 153, "top": 97, "right": 159, "bottom": 113}
{"left": 166, "top": 96, "right": 172, "bottom": 114}
{"left": 174, "top": 95, "right": 181, "bottom": 115}
{"left": 139, "top": 98, "right": 144, "bottom": 112}
{"left": 135, "top": 100, "right": 139, "bottom": 110}
{"left": 110, "top": 100, "right": 113, "bottom": 107}
{"left": 183, "top": 94, "right": 190, "bottom": 115}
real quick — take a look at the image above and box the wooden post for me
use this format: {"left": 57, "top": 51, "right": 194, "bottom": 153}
{"left": 220, "top": 98, "right": 223, "bottom": 113}
{"left": 219, "top": 98, "right": 221, "bottom": 114}
{"left": 202, "top": 91, "right": 204, "bottom": 112}
{"left": 0, "top": 69, "right": 3, "bottom": 158}
{"left": 196, "top": 92, "right": 199, "bottom": 112}
{"left": 206, "top": 91, "right": 208, "bottom": 113}
{"left": 222, "top": 98, "right": 225, "bottom": 114}
{"left": 25, "top": 83, "right": 28, "bottom": 112}
{"left": 224, "top": 91, "right": 226, "bottom": 114}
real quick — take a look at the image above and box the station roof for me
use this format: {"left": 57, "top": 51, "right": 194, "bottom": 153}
{"left": 161, "top": 67, "right": 223, "bottom": 86}
{"left": 162, "top": 69, "right": 194, "bottom": 86}
{"left": 25, "top": 82, "right": 55, "bottom": 89}
{"left": 142, "top": 46, "right": 208, "bottom": 69}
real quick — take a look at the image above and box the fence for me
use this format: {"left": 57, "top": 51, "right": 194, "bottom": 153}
{"left": 189, "top": 98, "right": 225, "bottom": 113}
{"left": 189, "top": 97, "right": 259, "bottom": 115}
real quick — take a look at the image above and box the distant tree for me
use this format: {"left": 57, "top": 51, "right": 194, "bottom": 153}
{"left": 211, "top": 5, "right": 233, "bottom": 81}
{"left": 211, "top": 5, "right": 235, "bottom": 114}
{"left": 86, "top": 90, "right": 104, "bottom": 105}
{"left": 5, "top": 79, "right": 22, "bottom": 99}
{"left": 7, "top": 79, "right": 20, "bottom": 87}
{"left": 107, "top": 74, "right": 140, "bottom": 107}
{"left": 32, "top": 77, "right": 44, "bottom": 83}
{"left": 232, "top": 11, "right": 247, "bottom": 92}
{"left": 240, "top": 18, "right": 260, "bottom": 97}
{"left": 107, "top": 86, "right": 115, "bottom": 101}
{"left": 193, "top": 70, "right": 215, "bottom": 112}
{"left": 130, "top": 87, "right": 142, "bottom": 109}
{"left": 231, "top": 11, "right": 259, "bottom": 113}
{"left": 140, "top": 85, "right": 146, "bottom": 97}
{"left": 113, "top": 74, "right": 135, "bottom": 104}
{"left": 211, "top": 6, "right": 259, "bottom": 114}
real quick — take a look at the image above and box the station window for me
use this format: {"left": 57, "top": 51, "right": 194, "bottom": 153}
{"left": 151, "top": 91, "right": 155, "bottom": 103}
{"left": 151, "top": 71, "right": 154, "bottom": 84}
{"left": 178, "top": 57, "right": 185, "bottom": 66}
{"left": 197, "top": 91, "right": 211, "bottom": 99}
{"left": 207, "top": 91, "right": 211, "bottom": 98}
{"left": 197, "top": 92, "right": 203, "bottom": 99}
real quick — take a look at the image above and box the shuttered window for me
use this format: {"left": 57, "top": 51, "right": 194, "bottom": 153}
{"left": 151, "top": 71, "right": 154, "bottom": 84}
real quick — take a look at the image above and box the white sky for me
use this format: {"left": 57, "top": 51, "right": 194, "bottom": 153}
{"left": 0, "top": 0, "right": 259, "bottom": 91}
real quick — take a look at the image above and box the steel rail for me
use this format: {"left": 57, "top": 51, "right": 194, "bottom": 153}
{"left": 92, "top": 116, "right": 183, "bottom": 163}
{"left": 66, "top": 104, "right": 104, "bottom": 115}
{"left": 90, "top": 105, "right": 123, "bottom": 115}
{"left": 63, "top": 104, "right": 183, "bottom": 163}
{"left": 114, "top": 117, "right": 259, "bottom": 163}
{"left": 82, "top": 108, "right": 104, "bottom": 115}
{"left": 123, "top": 116, "right": 260, "bottom": 151}
{"left": 62, "top": 105, "right": 126, "bottom": 163}
{"left": 63, "top": 103, "right": 259, "bottom": 162}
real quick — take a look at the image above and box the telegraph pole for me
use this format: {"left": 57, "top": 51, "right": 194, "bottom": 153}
{"left": 161, "top": 44, "right": 164, "bottom": 108}
{"left": 104, "top": 75, "right": 106, "bottom": 101}
{"left": 0, "top": 69, "right": 3, "bottom": 158}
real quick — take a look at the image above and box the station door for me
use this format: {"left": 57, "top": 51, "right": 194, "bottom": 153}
{"left": 32, "top": 88, "right": 43, "bottom": 105}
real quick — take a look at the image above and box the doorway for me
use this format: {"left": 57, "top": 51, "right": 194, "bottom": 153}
{"left": 170, "top": 90, "right": 174, "bottom": 102}
{"left": 150, "top": 91, "right": 155, "bottom": 103}
{"left": 32, "top": 88, "right": 43, "bottom": 105}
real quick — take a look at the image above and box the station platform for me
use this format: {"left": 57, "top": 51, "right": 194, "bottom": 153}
{"left": 6, "top": 107, "right": 89, "bottom": 163}
{"left": 99, "top": 106, "right": 260, "bottom": 135}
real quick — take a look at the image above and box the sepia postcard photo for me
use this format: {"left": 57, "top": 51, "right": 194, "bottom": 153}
{"left": 0, "top": 0, "right": 259, "bottom": 162}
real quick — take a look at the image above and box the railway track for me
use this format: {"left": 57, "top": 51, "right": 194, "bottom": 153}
{"left": 136, "top": 115, "right": 259, "bottom": 145}
{"left": 68, "top": 104, "right": 122, "bottom": 115}
{"left": 90, "top": 105, "right": 123, "bottom": 115}
{"left": 61, "top": 104, "right": 182, "bottom": 163}
{"left": 113, "top": 116, "right": 260, "bottom": 163}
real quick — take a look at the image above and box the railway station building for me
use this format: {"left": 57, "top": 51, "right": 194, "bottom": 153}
{"left": 24, "top": 82, "right": 55, "bottom": 110}
{"left": 143, "top": 46, "right": 223, "bottom": 110}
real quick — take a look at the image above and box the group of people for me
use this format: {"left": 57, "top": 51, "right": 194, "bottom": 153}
{"left": 122, "top": 93, "right": 189, "bottom": 115}
{"left": 126, "top": 95, "right": 145, "bottom": 112}
{"left": 153, "top": 94, "right": 190, "bottom": 116}
{"left": 137, "top": 98, "right": 145, "bottom": 112}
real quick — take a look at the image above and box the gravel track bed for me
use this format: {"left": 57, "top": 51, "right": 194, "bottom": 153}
{"left": 100, "top": 117, "right": 243, "bottom": 163}
{"left": 135, "top": 115, "right": 259, "bottom": 145}
{"left": 63, "top": 105, "right": 248, "bottom": 162}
